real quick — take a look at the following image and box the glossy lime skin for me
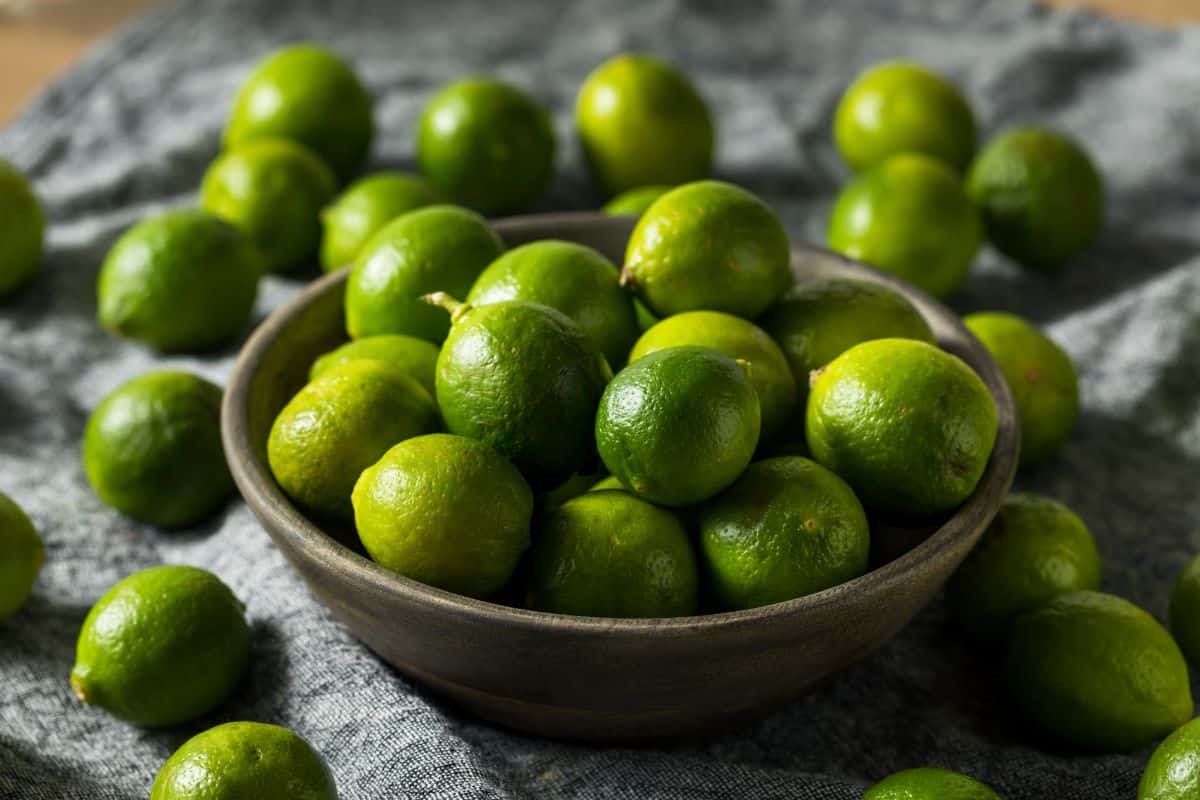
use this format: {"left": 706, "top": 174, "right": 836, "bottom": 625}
{"left": 601, "top": 185, "right": 672, "bottom": 216}
{"left": 863, "top": 767, "right": 1002, "bottom": 800}
{"left": 697, "top": 457, "right": 869, "bottom": 611}
{"left": 151, "top": 721, "right": 337, "bottom": 800}
{"left": 71, "top": 565, "right": 250, "bottom": 727}
{"left": 526, "top": 490, "right": 698, "bottom": 618}
{"left": 946, "top": 493, "right": 1101, "bottom": 643}
{"left": 624, "top": 180, "right": 791, "bottom": 319}
{"left": 1007, "top": 591, "right": 1193, "bottom": 753}
{"left": 1169, "top": 553, "right": 1200, "bottom": 670}
{"left": 576, "top": 54, "right": 713, "bottom": 197}
{"left": 309, "top": 334, "right": 439, "bottom": 397}
{"left": 83, "top": 371, "right": 233, "bottom": 528}
{"left": 417, "top": 78, "right": 555, "bottom": 215}
{"left": 466, "top": 240, "right": 638, "bottom": 369}
{"left": 436, "top": 299, "right": 611, "bottom": 489}
{"left": 98, "top": 210, "right": 262, "bottom": 353}
{"left": 353, "top": 433, "right": 532, "bottom": 598}
{"left": 964, "top": 312, "right": 1079, "bottom": 469}
{"left": 0, "top": 490, "right": 43, "bottom": 620}
{"left": 967, "top": 127, "right": 1104, "bottom": 271}
{"left": 1140, "top": 718, "right": 1200, "bottom": 800}
{"left": 596, "top": 346, "right": 760, "bottom": 507}
{"left": 268, "top": 361, "right": 439, "bottom": 523}
{"left": 345, "top": 205, "right": 504, "bottom": 342}
{"left": 201, "top": 138, "right": 336, "bottom": 273}
{"left": 224, "top": 44, "right": 373, "bottom": 181}
{"left": 806, "top": 338, "right": 997, "bottom": 517}
{"left": 320, "top": 172, "right": 440, "bottom": 271}
{"left": 829, "top": 154, "right": 982, "bottom": 299}
{"left": 630, "top": 311, "right": 796, "bottom": 440}
{"left": 0, "top": 158, "right": 43, "bottom": 298}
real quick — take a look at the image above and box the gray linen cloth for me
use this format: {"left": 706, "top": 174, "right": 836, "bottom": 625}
{"left": 2, "top": 0, "right": 1199, "bottom": 797}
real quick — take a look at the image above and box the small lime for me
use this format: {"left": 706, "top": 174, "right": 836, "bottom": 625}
{"left": 0, "top": 490, "right": 42, "bottom": 620}
{"left": 601, "top": 185, "right": 672, "bottom": 216}
{"left": 309, "top": 334, "right": 439, "bottom": 397}
{"left": 1139, "top": 717, "right": 1200, "bottom": 800}
{"left": 0, "top": 158, "right": 43, "bottom": 298}
{"left": 1169, "top": 553, "right": 1200, "bottom": 669}
{"left": 589, "top": 475, "right": 626, "bottom": 493}
{"left": 320, "top": 172, "right": 440, "bottom": 271}
{"left": 863, "top": 767, "right": 1002, "bottom": 800}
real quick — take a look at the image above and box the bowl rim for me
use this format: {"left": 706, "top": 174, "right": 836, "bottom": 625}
{"left": 222, "top": 211, "right": 1018, "bottom": 637}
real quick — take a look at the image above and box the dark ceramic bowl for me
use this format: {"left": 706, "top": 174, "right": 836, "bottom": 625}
{"left": 222, "top": 213, "right": 1018, "bottom": 742}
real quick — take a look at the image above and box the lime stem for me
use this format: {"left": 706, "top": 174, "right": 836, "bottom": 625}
{"left": 735, "top": 358, "right": 754, "bottom": 380}
{"left": 420, "top": 292, "right": 471, "bottom": 324}
{"left": 618, "top": 267, "right": 637, "bottom": 290}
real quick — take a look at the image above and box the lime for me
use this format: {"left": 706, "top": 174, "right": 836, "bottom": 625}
{"left": 828, "top": 153, "right": 982, "bottom": 299}
{"left": 224, "top": 44, "right": 373, "bottom": 180}
{"left": 589, "top": 475, "right": 626, "bottom": 492}
{"left": 1007, "top": 590, "right": 1193, "bottom": 752}
{"left": 834, "top": 61, "right": 977, "bottom": 173}
{"left": 0, "top": 158, "right": 43, "bottom": 298}
{"left": 98, "top": 209, "right": 262, "bottom": 353}
{"left": 201, "top": 138, "right": 336, "bottom": 273}
{"left": 344, "top": 204, "right": 504, "bottom": 342}
{"left": 71, "top": 565, "right": 250, "bottom": 727}
{"left": 309, "top": 334, "right": 439, "bottom": 397}
{"left": 268, "top": 360, "right": 439, "bottom": 523}
{"left": 630, "top": 311, "right": 796, "bottom": 439}
{"left": 1169, "top": 553, "right": 1200, "bottom": 669}
{"left": 353, "top": 433, "right": 532, "bottom": 598}
{"left": 807, "top": 338, "right": 997, "bottom": 516}
{"left": 151, "top": 721, "right": 336, "bottom": 800}
{"left": 601, "top": 185, "right": 672, "bottom": 216}
{"left": 863, "top": 767, "right": 1002, "bottom": 800}
{"left": 539, "top": 467, "right": 610, "bottom": 509}
{"left": 0, "top": 490, "right": 42, "bottom": 620}
{"left": 623, "top": 180, "right": 791, "bottom": 319}
{"left": 417, "top": 78, "right": 555, "bottom": 215}
{"left": 1139, "top": 718, "right": 1200, "bottom": 800}
{"left": 967, "top": 127, "right": 1104, "bottom": 271}
{"left": 596, "top": 346, "right": 760, "bottom": 507}
{"left": 946, "top": 493, "right": 1101, "bottom": 642}
{"left": 320, "top": 171, "right": 440, "bottom": 271}
{"left": 697, "top": 456, "right": 869, "bottom": 610}
{"left": 964, "top": 311, "right": 1079, "bottom": 469}
{"left": 466, "top": 240, "right": 638, "bottom": 369}
{"left": 576, "top": 54, "right": 713, "bottom": 197}
{"left": 83, "top": 371, "right": 232, "bottom": 528}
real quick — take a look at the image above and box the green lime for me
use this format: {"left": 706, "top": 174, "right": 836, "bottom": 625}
{"left": 946, "top": 493, "right": 1101, "bottom": 643}
{"left": 0, "top": 490, "right": 42, "bottom": 620}
{"left": 967, "top": 127, "right": 1104, "bottom": 271}
{"left": 224, "top": 44, "right": 373, "bottom": 181}
{"left": 309, "top": 334, "right": 439, "bottom": 397}
{"left": 601, "top": 185, "right": 672, "bottom": 216}
{"left": 1169, "top": 553, "right": 1200, "bottom": 669}
{"left": 589, "top": 475, "right": 626, "bottom": 492}
{"left": 353, "top": 433, "right": 532, "bottom": 598}
{"left": 466, "top": 240, "right": 638, "bottom": 369}
{"left": 201, "top": 138, "right": 336, "bottom": 273}
{"left": 0, "top": 158, "right": 43, "bottom": 298}
{"left": 319, "top": 172, "right": 440, "bottom": 271}
{"left": 83, "top": 371, "right": 232, "bottom": 528}
{"left": 417, "top": 78, "right": 555, "bottom": 215}
{"left": 71, "top": 565, "right": 250, "bottom": 727}
{"left": 430, "top": 294, "right": 611, "bottom": 489}
{"left": 863, "top": 767, "right": 1002, "bottom": 800}
{"left": 98, "top": 210, "right": 262, "bottom": 353}
{"left": 964, "top": 311, "right": 1079, "bottom": 469}
{"left": 828, "top": 153, "right": 982, "bottom": 299}
{"left": 596, "top": 346, "right": 760, "bottom": 507}
{"left": 576, "top": 54, "right": 713, "bottom": 197}
{"left": 268, "top": 360, "right": 439, "bottom": 523}
{"left": 539, "top": 467, "right": 610, "bottom": 509}
{"left": 344, "top": 204, "right": 504, "bottom": 342}
{"left": 807, "top": 338, "right": 997, "bottom": 516}
{"left": 834, "top": 61, "right": 977, "bottom": 173}
{"left": 630, "top": 311, "right": 796, "bottom": 440}
{"left": 526, "top": 490, "right": 698, "bottom": 617}
{"left": 1139, "top": 717, "right": 1200, "bottom": 800}
{"left": 697, "top": 456, "right": 869, "bottom": 611}
{"left": 151, "top": 721, "right": 336, "bottom": 800}
{"left": 1007, "top": 590, "right": 1193, "bottom": 752}
{"left": 623, "top": 180, "right": 791, "bottom": 319}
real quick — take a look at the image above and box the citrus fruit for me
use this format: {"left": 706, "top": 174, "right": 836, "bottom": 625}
{"left": 417, "top": 78, "right": 555, "bottom": 215}
{"left": 601, "top": 185, "right": 671, "bottom": 216}
{"left": 697, "top": 456, "right": 869, "bottom": 610}
{"left": 589, "top": 475, "right": 626, "bottom": 492}
{"left": 863, "top": 767, "right": 1002, "bottom": 800}
{"left": 71, "top": 565, "right": 250, "bottom": 727}
{"left": 0, "top": 157, "right": 43, "bottom": 298}
{"left": 83, "top": 371, "right": 233, "bottom": 528}
{"left": 1169, "top": 553, "right": 1200, "bottom": 669}
{"left": 0, "top": 490, "right": 42, "bottom": 620}
{"left": 1139, "top": 717, "right": 1200, "bottom": 800}
{"left": 344, "top": 204, "right": 504, "bottom": 342}
{"left": 623, "top": 180, "right": 791, "bottom": 319}
{"left": 353, "top": 433, "right": 532, "bottom": 598}
{"left": 596, "top": 346, "right": 760, "bottom": 507}
{"left": 309, "top": 334, "right": 439, "bottom": 397}
{"left": 539, "top": 468, "right": 610, "bottom": 509}
{"left": 576, "top": 54, "right": 713, "bottom": 197}
{"left": 97, "top": 209, "right": 262, "bottom": 353}
{"left": 806, "top": 338, "right": 997, "bottom": 516}
{"left": 828, "top": 153, "right": 982, "bottom": 299}
{"left": 319, "top": 171, "right": 440, "bottom": 271}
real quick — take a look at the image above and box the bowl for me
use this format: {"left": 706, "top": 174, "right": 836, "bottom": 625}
{"left": 222, "top": 213, "right": 1018, "bottom": 742}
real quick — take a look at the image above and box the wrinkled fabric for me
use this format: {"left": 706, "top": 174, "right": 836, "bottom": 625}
{"left": 2, "top": 1, "right": 1199, "bottom": 797}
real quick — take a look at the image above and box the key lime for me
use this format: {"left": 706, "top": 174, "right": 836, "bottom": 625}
{"left": 0, "top": 490, "right": 42, "bottom": 620}
{"left": 1169, "top": 553, "right": 1200, "bottom": 670}
{"left": 1139, "top": 718, "right": 1200, "bottom": 800}
{"left": 309, "top": 334, "right": 439, "bottom": 397}
{"left": 0, "top": 158, "right": 43, "bottom": 298}
{"left": 320, "top": 172, "right": 440, "bottom": 271}
{"left": 863, "top": 767, "right": 1002, "bottom": 800}
{"left": 601, "top": 185, "right": 671, "bottom": 216}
